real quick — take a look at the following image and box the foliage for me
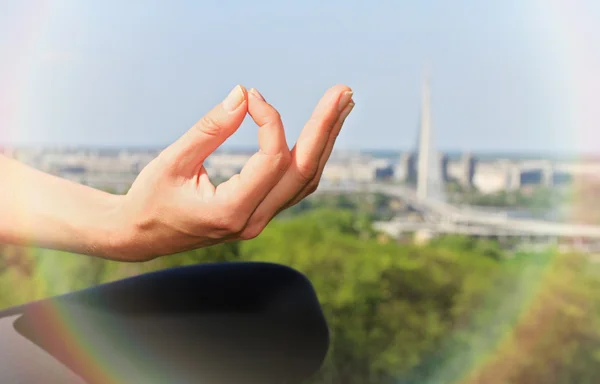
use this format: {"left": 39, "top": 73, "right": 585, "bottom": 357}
{"left": 281, "top": 193, "right": 395, "bottom": 221}
{"left": 2, "top": 205, "right": 600, "bottom": 384}
{"left": 463, "top": 253, "right": 600, "bottom": 384}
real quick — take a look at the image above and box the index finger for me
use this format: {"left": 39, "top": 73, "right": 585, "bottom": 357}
{"left": 216, "top": 88, "right": 290, "bottom": 217}
{"left": 161, "top": 85, "right": 248, "bottom": 176}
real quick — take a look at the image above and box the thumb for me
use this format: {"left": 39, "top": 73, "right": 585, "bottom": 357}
{"left": 162, "top": 85, "right": 248, "bottom": 176}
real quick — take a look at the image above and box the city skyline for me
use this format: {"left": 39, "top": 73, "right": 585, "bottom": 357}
{"left": 2, "top": 144, "right": 598, "bottom": 160}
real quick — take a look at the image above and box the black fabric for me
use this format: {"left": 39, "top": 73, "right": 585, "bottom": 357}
{"left": 1, "top": 262, "right": 329, "bottom": 383}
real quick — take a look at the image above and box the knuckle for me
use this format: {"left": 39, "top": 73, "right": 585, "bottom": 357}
{"left": 305, "top": 118, "right": 325, "bottom": 136}
{"left": 229, "top": 222, "right": 246, "bottom": 234}
{"left": 241, "top": 223, "right": 265, "bottom": 240}
{"left": 306, "top": 181, "right": 319, "bottom": 195}
{"left": 212, "top": 210, "right": 247, "bottom": 235}
{"left": 196, "top": 115, "right": 225, "bottom": 137}
{"left": 152, "top": 149, "right": 178, "bottom": 175}
{"left": 269, "top": 109, "right": 282, "bottom": 123}
{"left": 225, "top": 216, "right": 246, "bottom": 234}
{"left": 157, "top": 147, "right": 174, "bottom": 165}
{"left": 295, "top": 160, "right": 318, "bottom": 183}
{"left": 274, "top": 151, "right": 291, "bottom": 174}
{"left": 309, "top": 115, "right": 334, "bottom": 134}
{"left": 333, "top": 125, "right": 343, "bottom": 139}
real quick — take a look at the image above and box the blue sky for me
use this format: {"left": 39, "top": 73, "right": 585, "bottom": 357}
{"left": 1, "top": 0, "right": 599, "bottom": 152}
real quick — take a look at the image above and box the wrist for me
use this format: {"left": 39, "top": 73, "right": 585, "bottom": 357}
{"left": 91, "top": 192, "right": 132, "bottom": 261}
{"left": 101, "top": 193, "right": 154, "bottom": 262}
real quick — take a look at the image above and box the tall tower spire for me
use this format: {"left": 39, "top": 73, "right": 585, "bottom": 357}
{"left": 417, "top": 71, "right": 432, "bottom": 201}
{"left": 416, "top": 69, "right": 446, "bottom": 203}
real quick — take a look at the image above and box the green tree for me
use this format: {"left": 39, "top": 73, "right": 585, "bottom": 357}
{"left": 3, "top": 203, "right": 600, "bottom": 384}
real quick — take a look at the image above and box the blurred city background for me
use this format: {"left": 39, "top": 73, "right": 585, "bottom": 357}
{"left": 2, "top": 1, "right": 600, "bottom": 383}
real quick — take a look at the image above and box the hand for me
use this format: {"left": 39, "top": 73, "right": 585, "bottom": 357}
{"left": 111, "top": 85, "right": 355, "bottom": 261}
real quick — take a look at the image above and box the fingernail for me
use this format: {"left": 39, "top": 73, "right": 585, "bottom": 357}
{"left": 338, "top": 91, "right": 353, "bottom": 111}
{"left": 339, "top": 101, "right": 355, "bottom": 122}
{"left": 222, "top": 85, "right": 245, "bottom": 112}
{"left": 249, "top": 88, "right": 266, "bottom": 101}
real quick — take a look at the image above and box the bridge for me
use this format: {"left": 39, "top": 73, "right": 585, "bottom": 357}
{"left": 317, "top": 183, "right": 600, "bottom": 242}
{"left": 314, "top": 74, "right": 600, "bottom": 250}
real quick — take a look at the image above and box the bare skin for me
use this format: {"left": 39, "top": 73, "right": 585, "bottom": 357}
{"left": 0, "top": 85, "right": 355, "bottom": 261}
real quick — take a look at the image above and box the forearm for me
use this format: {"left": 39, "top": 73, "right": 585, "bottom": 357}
{"left": 0, "top": 155, "right": 123, "bottom": 258}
